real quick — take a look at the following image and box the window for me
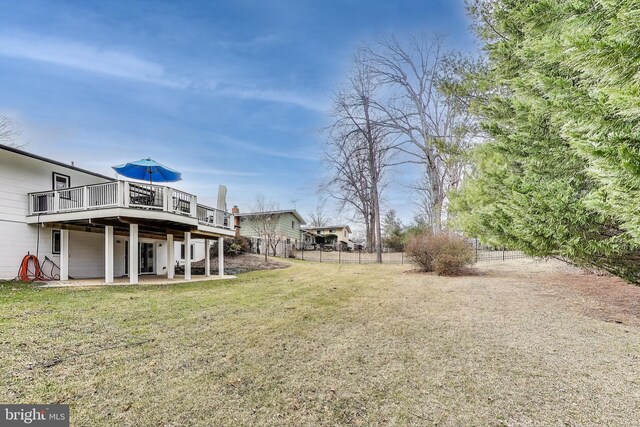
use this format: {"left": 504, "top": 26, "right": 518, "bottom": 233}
{"left": 52, "top": 230, "right": 61, "bottom": 254}
{"left": 180, "top": 243, "right": 194, "bottom": 260}
{"left": 52, "top": 172, "right": 70, "bottom": 190}
{"left": 286, "top": 238, "right": 291, "bottom": 244}
{"left": 52, "top": 172, "right": 71, "bottom": 201}
{"left": 291, "top": 221, "right": 295, "bottom": 229}
{"left": 344, "top": 230, "right": 347, "bottom": 237}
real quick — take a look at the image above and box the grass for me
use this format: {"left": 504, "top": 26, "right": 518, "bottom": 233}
{"left": 1, "top": 259, "right": 639, "bottom": 426}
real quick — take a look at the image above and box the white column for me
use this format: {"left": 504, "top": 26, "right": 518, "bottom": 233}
{"left": 204, "top": 238, "right": 211, "bottom": 277}
{"left": 218, "top": 237, "right": 224, "bottom": 277}
{"left": 60, "top": 229, "right": 69, "bottom": 280}
{"left": 167, "top": 233, "right": 174, "bottom": 279}
{"left": 129, "top": 224, "right": 139, "bottom": 285}
{"left": 104, "top": 226, "right": 114, "bottom": 283}
{"left": 184, "top": 231, "right": 191, "bottom": 280}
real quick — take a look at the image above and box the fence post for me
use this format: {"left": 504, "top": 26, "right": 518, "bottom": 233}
{"left": 502, "top": 248, "right": 505, "bottom": 261}
{"left": 338, "top": 245, "right": 341, "bottom": 264}
{"left": 302, "top": 246, "right": 304, "bottom": 260}
{"left": 319, "top": 247, "right": 322, "bottom": 263}
{"left": 358, "top": 248, "right": 361, "bottom": 264}
{"left": 401, "top": 252, "right": 404, "bottom": 265}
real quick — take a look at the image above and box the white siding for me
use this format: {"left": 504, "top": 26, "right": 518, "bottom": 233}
{"left": 0, "top": 221, "right": 50, "bottom": 279}
{"left": 114, "top": 237, "right": 126, "bottom": 277}
{"left": 0, "top": 148, "right": 111, "bottom": 279}
{"left": 174, "top": 239, "right": 206, "bottom": 263}
{"left": 0, "top": 149, "right": 109, "bottom": 223}
{"left": 68, "top": 230, "right": 104, "bottom": 279}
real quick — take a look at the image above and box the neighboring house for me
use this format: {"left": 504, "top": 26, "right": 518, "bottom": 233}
{"left": 303, "top": 225, "right": 353, "bottom": 249}
{"left": 0, "top": 143, "right": 234, "bottom": 283}
{"left": 238, "top": 209, "right": 306, "bottom": 256}
{"left": 301, "top": 229, "right": 318, "bottom": 249}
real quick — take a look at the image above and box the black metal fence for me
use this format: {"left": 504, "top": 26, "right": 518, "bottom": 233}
{"left": 293, "top": 247, "right": 528, "bottom": 265}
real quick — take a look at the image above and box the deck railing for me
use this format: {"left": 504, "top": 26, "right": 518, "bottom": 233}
{"left": 28, "top": 181, "right": 231, "bottom": 229}
{"left": 196, "top": 204, "right": 228, "bottom": 228}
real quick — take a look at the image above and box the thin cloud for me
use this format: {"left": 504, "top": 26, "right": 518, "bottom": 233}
{"left": 0, "top": 32, "right": 326, "bottom": 111}
{"left": 180, "top": 167, "right": 260, "bottom": 177}
{"left": 213, "top": 134, "right": 316, "bottom": 161}
{"left": 211, "top": 33, "right": 282, "bottom": 49}
{"left": 214, "top": 85, "right": 328, "bottom": 112}
{"left": 0, "top": 33, "right": 185, "bottom": 88}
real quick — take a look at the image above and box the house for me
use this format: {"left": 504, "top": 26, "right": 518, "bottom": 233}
{"left": 0, "top": 143, "right": 234, "bottom": 283}
{"left": 301, "top": 229, "right": 318, "bottom": 249}
{"left": 237, "top": 209, "right": 306, "bottom": 256}
{"left": 303, "top": 225, "right": 352, "bottom": 249}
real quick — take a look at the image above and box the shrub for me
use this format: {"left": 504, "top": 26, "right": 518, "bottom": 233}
{"left": 233, "top": 236, "right": 251, "bottom": 253}
{"left": 210, "top": 236, "right": 251, "bottom": 257}
{"left": 406, "top": 231, "right": 473, "bottom": 275}
{"left": 323, "top": 234, "right": 338, "bottom": 245}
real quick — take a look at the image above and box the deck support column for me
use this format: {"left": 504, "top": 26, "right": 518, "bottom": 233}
{"left": 184, "top": 231, "right": 191, "bottom": 280}
{"left": 204, "top": 238, "right": 211, "bottom": 277}
{"left": 218, "top": 237, "right": 224, "bottom": 277}
{"left": 167, "top": 233, "right": 174, "bottom": 279}
{"left": 129, "top": 224, "right": 138, "bottom": 285}
{"left": 60, "top": 229, "right": 69, "bottom": 280}
{"left": 104, "top": 226, "right": 114, "bottom": 284}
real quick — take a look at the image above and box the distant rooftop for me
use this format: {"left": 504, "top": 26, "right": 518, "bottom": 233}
{"left": 304, "top": 225, "right": 352, "bottom": 233}
{"left": 239, "top": 209, "right": 306, "bottom": 225}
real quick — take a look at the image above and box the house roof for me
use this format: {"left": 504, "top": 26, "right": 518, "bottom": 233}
{"left": 0, "top": 143, "right": 115, "bottom": 181}
{"left": 304, "top": 225, "right": 352, "bottom": 233}
{"left": 239, "top": 209, "right": 306, "bottom": 225}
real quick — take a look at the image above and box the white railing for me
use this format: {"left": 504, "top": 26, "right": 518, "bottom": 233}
{"left": 128, "top": 183, "right": 164, "bottom": 209}
{"left": 30, "top": 190, "right": 55, "bottom": 214}
{"left": 28, "top": 181, "right": 231, "bottom": 229}
{"left": 87, "top": 182, "right": 118, "bottom": 208}
{"left": 197, "top": 204, "right": 229, "bottom": 228}
{"left": 171, "top": 189, "right": 195, "bottom": 216}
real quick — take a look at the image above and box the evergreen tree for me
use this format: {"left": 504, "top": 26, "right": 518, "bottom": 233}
{"left": 452, "top": 0, "right": 640, "bottom": 282}
{"left": 382, "top": 210, "right": 405, "bottom": 251}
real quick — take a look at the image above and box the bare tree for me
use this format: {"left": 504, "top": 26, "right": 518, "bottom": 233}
{"left": 323, "top": 134, "right": 375, "bottom": 250}
{"left": 249, "top": 195, "right": 281, "bottom": 261}
{"left": 325, "top": 54, "right": 398, "bottom": 262}
{"left": 308, "top": 202, "right": 330, "bottom": 227}
{"left": 0, "top": 116, "right": 19, "bottom": 147}
{"left": 361, "top": 34, "right": 476, "bottom": 230}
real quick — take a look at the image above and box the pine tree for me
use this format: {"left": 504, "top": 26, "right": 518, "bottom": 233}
{"left": 452, "top": 0, "right": 640, "bottom": 282}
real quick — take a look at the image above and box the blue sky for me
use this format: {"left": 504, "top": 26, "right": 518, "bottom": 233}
{"left": 0, "top": 0, "right": 475, "bottom": 229}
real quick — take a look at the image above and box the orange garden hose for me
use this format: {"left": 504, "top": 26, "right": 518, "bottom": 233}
{"left": 18, "top": 254, "right": 44, "bottom": 281}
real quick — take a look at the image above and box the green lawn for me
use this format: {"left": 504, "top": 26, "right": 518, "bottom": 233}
{"left": 2, "top": 260, "right": 639, "bottom": 426}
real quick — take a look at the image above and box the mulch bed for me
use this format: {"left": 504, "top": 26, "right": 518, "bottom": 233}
{"left": 176, "top": 253, "right": 291, "bottom": 276}
{"left": 547, "top": 270, "right": 640, "bottom": 326}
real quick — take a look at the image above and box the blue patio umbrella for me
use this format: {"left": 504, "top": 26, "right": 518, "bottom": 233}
{"left": 112, "top": 158, "right": 182, "bottom": 184}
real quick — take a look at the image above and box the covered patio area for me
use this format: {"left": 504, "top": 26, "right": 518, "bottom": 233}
{"left": 40, "top": 214, "right": 235, "bottom": 285}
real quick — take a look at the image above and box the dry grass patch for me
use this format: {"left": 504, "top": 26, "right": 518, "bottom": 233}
{"left": 1, "top": 259, "right": 640, "bottom": 426}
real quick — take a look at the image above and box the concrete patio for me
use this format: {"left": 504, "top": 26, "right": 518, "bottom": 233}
{"left": 39, "top": 274, "right": 236, "bottom": 288}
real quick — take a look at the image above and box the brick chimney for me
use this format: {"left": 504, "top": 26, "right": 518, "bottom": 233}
{"left": 232, "top": 205, "right": 240, "bottom": 237}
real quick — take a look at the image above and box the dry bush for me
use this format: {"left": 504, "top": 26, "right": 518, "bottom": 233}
{"left": 406, "top": 231, "right": 474, "bottom": 275}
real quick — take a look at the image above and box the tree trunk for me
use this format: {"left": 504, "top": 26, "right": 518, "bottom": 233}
{"left": 371, "top": 180, "right": 383, "bottom": 263}
{"left": 264, "top": 237, "right": 268, "bottom": 262}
